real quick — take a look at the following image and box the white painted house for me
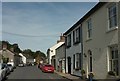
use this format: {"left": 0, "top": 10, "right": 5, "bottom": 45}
{"left": 47, "top": 35, "right": 65, "bottom": 68}
{"left": 81, "top": 2, "right": 119, "bottom": 79}
{"left": 64, "top": 23, "right": 82, "bottom": 76}
{"left": 19, "top": 53, "right": 27, "bottom": 64}
{"left": 47, "top": 42, "right": 64, "bottom": 64}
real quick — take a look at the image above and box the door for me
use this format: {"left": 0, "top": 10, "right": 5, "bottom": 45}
{"left": 88, "top": 50, "right": 92, "bottom": 72}
{"left": 67, "top": 57, "right": 71, "bottom": 74}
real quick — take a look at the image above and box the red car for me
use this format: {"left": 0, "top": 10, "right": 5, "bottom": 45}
{"left": 41, "top": 64, "right": 54, "bottom": 73}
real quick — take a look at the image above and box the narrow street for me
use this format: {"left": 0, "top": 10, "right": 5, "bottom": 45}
{"left": 5, "top": 65, "right": 69, "bottom": 80}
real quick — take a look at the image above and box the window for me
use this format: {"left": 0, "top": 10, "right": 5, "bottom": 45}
{"left": 87, "top": 19, "right": 92, "bottom": 39}
{"left": 108, "top": 4, "right": 117, "bottom": 29}
{"left": 75, "top": 53, "right": 82, "bottom": 70}
{"left": 67, "top": 34, "right": 71, "bottom": 48}
{"left": 109, "top": 46, "right": 119, "bottom": 75}
{"left": 76, "top": 53, "right": 79, "bottom": 69}
{"left": 73, "top": 27, "right": 81, "bottom": 44}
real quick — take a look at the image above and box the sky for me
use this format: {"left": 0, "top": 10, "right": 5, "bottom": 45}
{"left": 2, "top": 2, "right": 98, "bottom": 54}
{"left": 0, "top": 1, "right": 2, "bottom": 40}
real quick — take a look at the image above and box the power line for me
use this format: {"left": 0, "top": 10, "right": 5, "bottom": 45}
{"left": 2, "top": 31, "right": 60, "bottom": 37}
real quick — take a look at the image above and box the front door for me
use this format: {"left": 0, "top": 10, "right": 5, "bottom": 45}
{"left": 88, "top": 50, "right": 92, "bottom": 72}
{"left": 67, "top": 57, "right": 71, "bottom": 74}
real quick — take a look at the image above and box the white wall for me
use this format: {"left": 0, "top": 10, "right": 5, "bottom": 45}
{"left": 82, "top": 3, "right": 118, "bottom": 79}
{"left": 65, "top": 25, "right": 82, "bottom": 76}
{"left": 49, "top": 42, "right": 64, "bottom": 64}
{"left": 19, "top": 53, "right": 27, "bottom": 64}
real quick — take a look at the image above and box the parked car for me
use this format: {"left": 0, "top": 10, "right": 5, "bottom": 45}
{"left": 7, "top": 64, "right": 14, "bottom": 72}
{"left": 18, "top": 63, "right": 24, "bottom": 67}
{"left": 41, "top": 64, "right": 54, "bottom": 73}
{"left": 0, "top": 63, "right": 7, "bottom": 81}
{"left": 7, "top": 62, "right": 16, "bottom": 69}
{"left": 2, "top": 63, "right": 10, "bottom": 75}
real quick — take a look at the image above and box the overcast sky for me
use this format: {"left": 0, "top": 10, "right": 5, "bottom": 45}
{"left": 2, "top": 2, "right": 97, "bottom": 54}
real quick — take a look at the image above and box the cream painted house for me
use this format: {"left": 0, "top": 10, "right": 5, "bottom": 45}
{"left": 63, "top": 2, "right": 119, "bottom": 79}
{"left": 81, "top": 2, "right": 119, "bottom": 79}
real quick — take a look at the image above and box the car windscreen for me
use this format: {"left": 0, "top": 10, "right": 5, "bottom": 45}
{"left": 45, "top": 65, "right": 52, "bottom": 67}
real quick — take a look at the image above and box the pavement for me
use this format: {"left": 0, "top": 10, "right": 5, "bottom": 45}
{"left": 55, "top": 71, "right": 86, "bottom": 81}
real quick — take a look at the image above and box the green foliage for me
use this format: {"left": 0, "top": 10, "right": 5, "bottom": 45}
{"left": 22, "top": 49, "right": 46, "bottom": 59}
{"left": 3, "top": 57, "right": 9, "bottom": 63}
{"left": 2, "top": 40, "right": 46, "bottom": 60}
{"left": 2, "top": 41, "right": 22, "bottom": 53}
{"left": 81, "top": 69, "right": 86, "bottom": 75}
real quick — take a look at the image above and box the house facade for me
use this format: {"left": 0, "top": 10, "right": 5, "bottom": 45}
{"left": 81, "top": 2, "right": 119, "bottom": 79}
{"left": 47, "top": 42, "right": 64, "bottom": 67}
{"left": 55, "top": 43, "right": 65, "bottom": 73}
{"left": 19, "top": 53, "right": 27, "bottom": 65}
{"left": 47, "top": 35, "right": 65, "bottom": 67}
{"left": 63, "top": 2, "right": 119, "bottom": 79}
{"left": 64, "top": 24, "right": 82, "bottom": 76}
{"left": 0, "top": 49, "right": 14, "bottom": 63}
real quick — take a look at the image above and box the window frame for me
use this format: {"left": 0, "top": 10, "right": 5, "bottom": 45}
{"left": 66, "top": 34, "right": 71, "bottom": 48}
{"left": 87, "top": 18, "right": 92, "bottom": 39}
{"left": 107, "top": 3, "right": 118, "bottom": 30}
{"left": 73, "top": 27, "right": 81, "bottom": 44}
{"left": 109, "top": 45, "right": 119, "bottom": 76}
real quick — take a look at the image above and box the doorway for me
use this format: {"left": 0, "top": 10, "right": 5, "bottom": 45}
{"left": 67, "top": 57, "right": 71, "bottom": 74}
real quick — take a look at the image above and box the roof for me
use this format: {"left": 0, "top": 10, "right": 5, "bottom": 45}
{"left": 56, "top": 43, "right": 65, "bottom": 50}
{"left": 64, "top": 2, "right": 106, "bottom": 35}
{"left": 50, "top": 42, "right": 64, "bottom": 50}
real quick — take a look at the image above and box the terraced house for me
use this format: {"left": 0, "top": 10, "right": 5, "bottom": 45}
{"left": 64, "top": 2, "right": 120, "bottom": 79}
{"left": 82, "top": 2, "right": 119, "bottom": 79}
{"left": 64, "top": 20, "right": 82, "bottom": 76}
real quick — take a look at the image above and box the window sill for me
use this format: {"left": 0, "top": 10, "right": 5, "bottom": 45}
{"left": 86, "top": 38, "right": 92, "bottom": 42}
{"left": 106, "top": 27, "right": 118, "bottom": 33}
{"left": 73, "top": 41, "right": 80, "bottom": 45}
{"left": 66, "top": 45, "right": 71, "bottom": 48}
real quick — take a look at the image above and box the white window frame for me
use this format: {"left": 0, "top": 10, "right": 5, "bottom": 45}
{"left": 74, "top": 53, "right": 82, "bottom": 70}
{"left": 87, "top": 18, "right": 92, "bottom": 39}
{"left": 107, "top": 3, "right": 118, "bottom": 30}
{"left": 109, "top": 45, "right": 119, "bottom": 76}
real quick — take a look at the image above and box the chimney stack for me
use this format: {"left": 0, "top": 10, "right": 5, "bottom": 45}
{"left": 2, "top": 42, "right": 7, "bottom": 50}
{"left": 57, "top": 33, "right": 65, "bottom": 43}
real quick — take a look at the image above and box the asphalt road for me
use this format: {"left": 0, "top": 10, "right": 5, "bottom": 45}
{"left": 5, "top": 65, "right": 69, "bottom": 81}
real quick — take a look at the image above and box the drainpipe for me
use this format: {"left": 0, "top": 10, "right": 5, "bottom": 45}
{"left": 80, "top": 24, "right": 84, "bottom": 70}
{"left": 64, "top": 36, "right": 67, "bottom": 73}
{"left": 118, "top": 1, "right": 120, "bottom": 77}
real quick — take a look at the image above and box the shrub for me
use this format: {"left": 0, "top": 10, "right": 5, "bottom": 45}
{"left": 81, "top": 69, "right": 85, "bottom": 75}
